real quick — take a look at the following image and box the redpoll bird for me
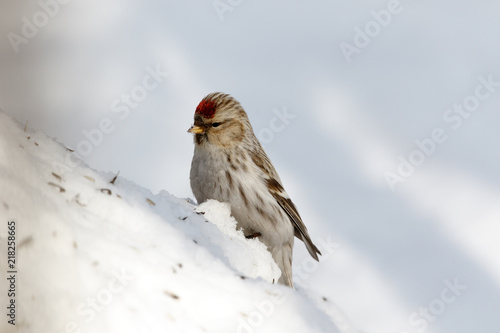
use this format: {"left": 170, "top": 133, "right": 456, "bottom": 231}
{"left": 188, "top": 92, "right": 321, "bottom": 287}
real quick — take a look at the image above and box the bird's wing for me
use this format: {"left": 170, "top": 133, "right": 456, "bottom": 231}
{"left": 266, "top": 178, "right": 321, "bottom": 261}
{"left": 250, "top": 146, "right": 321, "bottom": 261}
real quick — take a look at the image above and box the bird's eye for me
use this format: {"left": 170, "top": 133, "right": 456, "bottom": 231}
{"left": 212, "top": 122, "right": 222, "bottom": 128}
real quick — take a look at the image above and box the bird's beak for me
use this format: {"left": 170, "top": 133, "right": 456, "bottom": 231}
{"left": 187, "top": 125, "right": 204, "bottom": 134}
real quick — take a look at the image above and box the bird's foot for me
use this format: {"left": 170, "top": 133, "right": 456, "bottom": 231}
{"left": 245, "top": 232, "right": 262, "bottom": 239}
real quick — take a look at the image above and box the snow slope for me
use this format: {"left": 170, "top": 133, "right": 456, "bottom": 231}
{"left": 0, "top": 110, "right": 354, "bottom": 332}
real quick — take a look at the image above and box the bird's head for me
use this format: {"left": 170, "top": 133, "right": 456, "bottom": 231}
{"left": 188, "top": 92, "right": 251, "bottom": 148}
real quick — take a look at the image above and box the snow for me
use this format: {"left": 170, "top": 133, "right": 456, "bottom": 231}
{"left": 0, "top": 111, "right": 350, "bottom": 332}
{"left": 196, "top": 200, "right": 282, "bottom": 283}
{"left": 1, "top": 1, "right": 500, "bottom": 333}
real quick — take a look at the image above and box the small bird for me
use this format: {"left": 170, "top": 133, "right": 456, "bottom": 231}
{"left": 188, "top": 92, "right": 321, "bottom": 287}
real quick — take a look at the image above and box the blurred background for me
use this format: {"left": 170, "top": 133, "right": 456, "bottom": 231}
{"left": 1, "top": 1, "right": 499, "bottom": 332}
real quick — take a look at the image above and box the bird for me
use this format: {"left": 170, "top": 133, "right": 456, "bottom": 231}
{"left": 188, "top": 92, "right": 321, "bottom": 287}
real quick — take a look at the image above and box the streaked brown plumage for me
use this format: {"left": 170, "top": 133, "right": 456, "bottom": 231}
{"left": 188, "top": 92, "right": 320, "bottom": 287}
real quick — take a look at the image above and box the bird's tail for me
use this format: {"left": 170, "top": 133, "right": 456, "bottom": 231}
{"left": 294, "top": 228, "right": 321, "bottom": 261}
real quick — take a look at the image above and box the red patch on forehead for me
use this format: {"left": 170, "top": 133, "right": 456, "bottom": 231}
{"left": 195, "top": 99, "right": 217, "bottom": 119}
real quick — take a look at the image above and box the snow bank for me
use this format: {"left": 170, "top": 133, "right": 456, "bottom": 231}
{"left": 0, "top": 110, "right": 351, "bottom": 333}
